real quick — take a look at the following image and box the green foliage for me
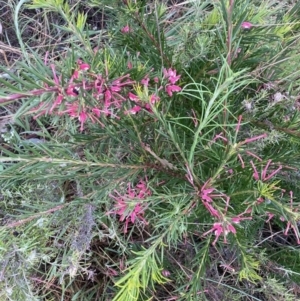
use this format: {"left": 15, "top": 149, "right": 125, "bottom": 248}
{"left": 1, "top": 0, "right": 300, "bottom": 300}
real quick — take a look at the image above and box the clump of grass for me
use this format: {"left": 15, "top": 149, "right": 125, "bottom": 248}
{"left": 1, "top": 0, "right": 300, "bottom": 300}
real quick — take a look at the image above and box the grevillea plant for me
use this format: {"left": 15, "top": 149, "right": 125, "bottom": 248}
{"left": 1, "top": 0, "right": 300, "bottom": 301}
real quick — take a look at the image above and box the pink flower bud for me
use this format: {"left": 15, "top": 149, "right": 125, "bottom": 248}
{"left": 241, "top": 21, "right": 253, "bottom": 29}
{"left": 92, "top": 108, "right": 101, "bottom": 117}
{"left": 72, "top": 70, "right": 79, "bottom": 80}
{"left": 121, "top": 25, "right": 130, "bottom": 34}
{"left": 141, "top": 76, "right": 149, "bottom": 86}
{"left": 66, "top": 85, "right": 79, "bottom": 96}
{"left": 162, "top": 270, "right": 171, "bottom": 277}
{"left": 79, "top": 111, "right": 88, "bottom": 132}
{"left": 128, "top": 92, "right": 139, "bottom": 102}
{"left": 79, "top": 63, "right": 90, "bottom": 71}
{"left": 124, "top": 105, "right": 141, "bottom": 115}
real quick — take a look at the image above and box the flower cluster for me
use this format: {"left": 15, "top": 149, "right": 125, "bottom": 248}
{"left": 34, "top": 60, "right": 135, "bottom": 131}
{"left": 125, "top": 67, "right": 181, "bottom": 114}
{"left": 108, "top": 181, "right": 151, "bottom": 233}
{"left": 33, "top": 60, "right": 182, "bottom": 131}
{"left": 163, "top": 68, "right": 182, "bottom": 96}
{"left": 198, "top": 115, "right": 300, "bottom": 246}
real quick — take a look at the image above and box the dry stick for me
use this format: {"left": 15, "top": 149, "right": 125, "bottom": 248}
{"left": 4, "top": 204, "right": 66, "bottom": 228}
{"left": 0, "top": 41, "right": 23, "bottom": 54}
{"left": 0, "top": 50, "right": 10, "bottom": 67}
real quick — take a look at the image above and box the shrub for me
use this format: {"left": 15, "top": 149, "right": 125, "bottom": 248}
{"left": 1, "top": 0, "right": 300, "bottom": 300}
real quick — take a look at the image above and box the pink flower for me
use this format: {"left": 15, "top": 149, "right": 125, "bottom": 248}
{"left": 162, "top": 270, "right": 171, "bottom": 277}
{"left": 165, "top": 84, "right": 181, "bottom": 96}
{"left": 240, "top": 133, "right": 267, "bottom": 145}
{"left": 284, "top": 221, "right": 300, "bottom": 244}
{"left": 128, "top": 92, "right": 140, "bottom": 102}
{"left": 141, "top": 76, "right": 150, "bottom": 86}
{"left": 135, "top": 180, "right": 151, "bottom": 198}
{"left": 65, "top": 102, "right": 79, "bottom": 117}
{"left": 66, "top": 84, "right": 79, "bottom": 97}
{"left": 108, "top": 181, "right": 151, "bottom": 233}
{"left": 71, "top": 69, "right": 79, "bottom": 80}
{"left": 104, "top": 89, "right": 112, "bottom": 102}
{"left": 163, "top": 68, "right": 181, "bottom": 84}
{"left": 78, "top": 63, "right": 90, "bottom": 71}
{"left": 202, "top": 201, "right": 220, "bottom": 218}
{"left": 92, "top": 107, "right": 101, "bottom": 117}
{"left": 200, "top": 180, "right": 220, "bottom": 218}
{"left": 200, "top": 180, "right": 215, "bottom": 203}
{"left": 50, "top": 64, "right": 60, "bottom": 86}
{"left": 203, "top": 222, "right": 236, "bottom": 246}
{"left": 50, "top": 94, "right": 64, "bottom": 113}
{"left": 124, "top": 105, "right": 142, "bottom": 115}
{"left": 121, "top": 25, "right": 131, "bottom": 34}
{"left": 241, "top": 21, "right": 253, "bottom": 29}
{"left": 110, "top": 85, "right": 122, "bottom": 92}
{"left": 231, "top": 210, "right": 252, "bottom": 224}
{"left": 266, "top": 212, "right": 275, "bottom": 223}
{"left": 79, "top": 111, "right": 88, "bottom": 132}
{"left": 127, "top": 61, "right": 133, "bottom": 69}
{"left": 149, "top": 94, "right": 160, "bottom": 104}
{"left": 250, "top": 160, "right": 282, "bottom": 182}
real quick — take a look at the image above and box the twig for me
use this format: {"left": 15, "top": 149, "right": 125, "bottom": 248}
{"left": 4, "top": 204, "right": 66, "bottom": 228}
